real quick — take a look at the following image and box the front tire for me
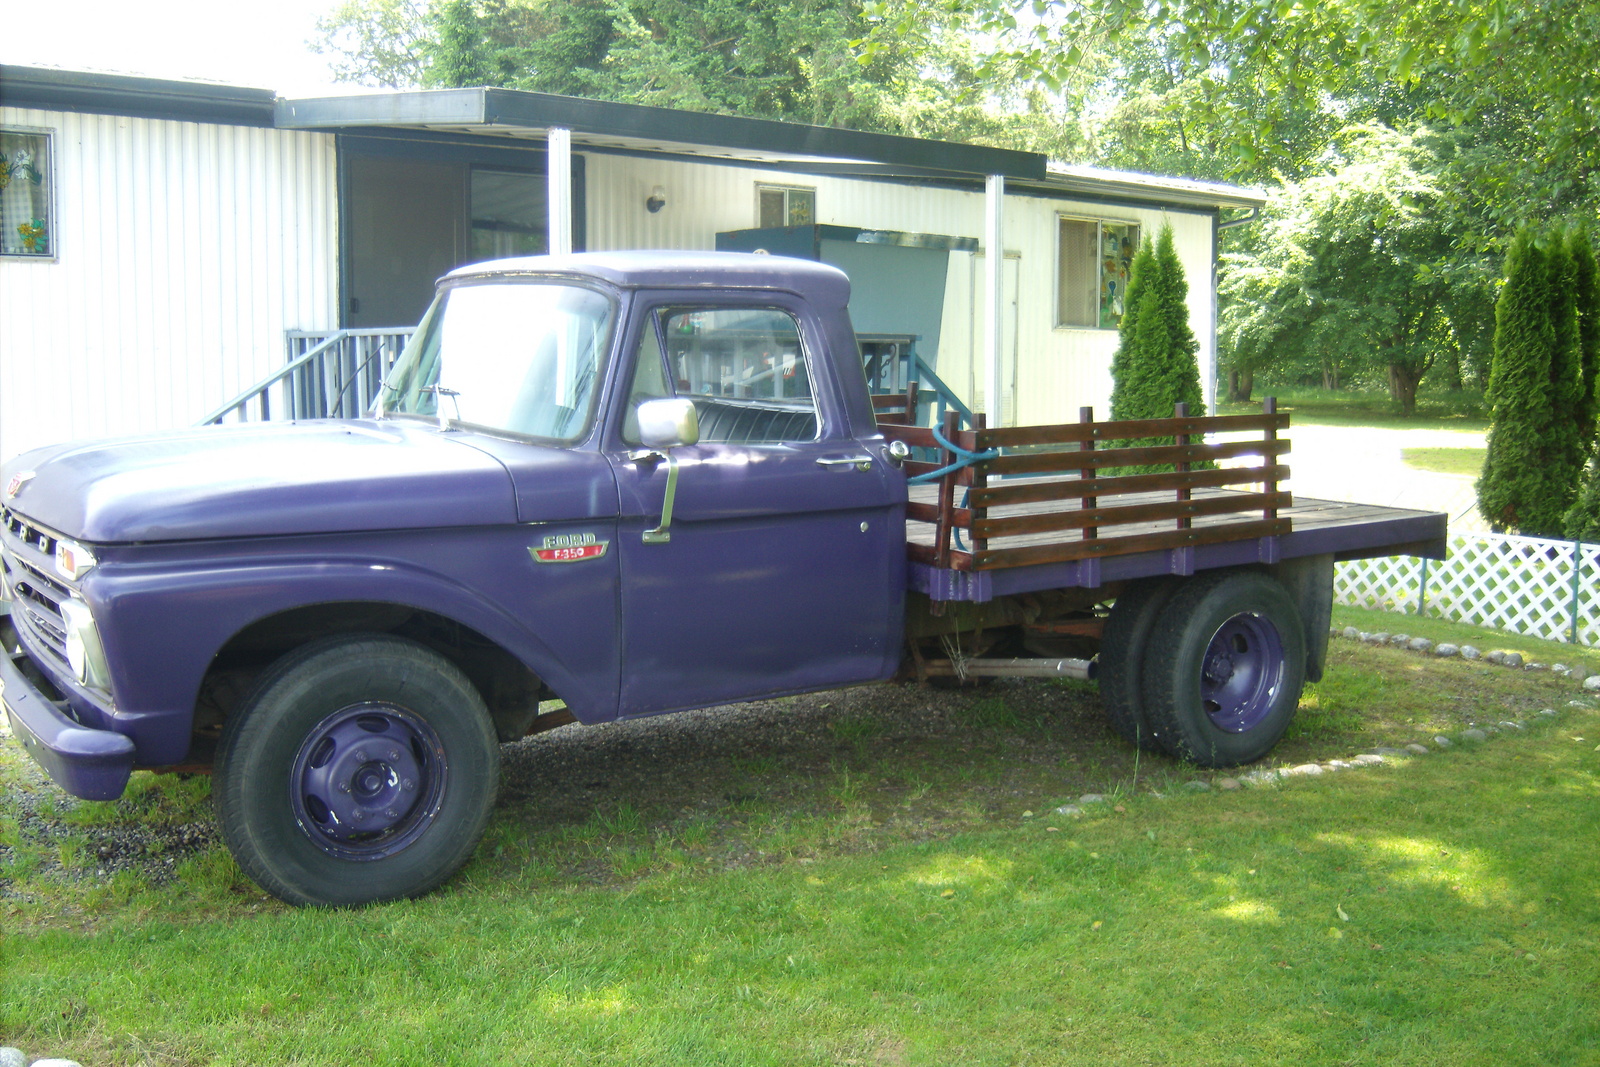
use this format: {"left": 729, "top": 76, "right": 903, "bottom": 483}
{"left": 215, "top": 634, "right": 499, "bottom": 907}
{"left": 1140, "top": 570, "right": 1305, "bottom": 768}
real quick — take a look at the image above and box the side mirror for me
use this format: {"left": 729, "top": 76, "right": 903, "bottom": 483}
{"left": 637, "top": 397, "right": 700, "bottom": 450}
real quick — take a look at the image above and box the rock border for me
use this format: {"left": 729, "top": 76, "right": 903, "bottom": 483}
{"left": 1336, "top": 625, "right": 1600, "bottom": 691}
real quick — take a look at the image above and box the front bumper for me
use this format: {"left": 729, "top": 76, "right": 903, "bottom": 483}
{"left": 2, "top": 620, "right": 135, "bottom": 801}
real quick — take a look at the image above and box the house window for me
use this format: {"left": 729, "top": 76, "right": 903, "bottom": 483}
{"left": 1, "top": 128, "right": 53, "bottom": 259}
{"left": 757, "top": 184, "right": 815, "bottom": 228}
{"left": 1057, "top": 217, "right": 1140, "bottom": 329}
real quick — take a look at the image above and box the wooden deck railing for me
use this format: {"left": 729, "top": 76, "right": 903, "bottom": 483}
{"left": 881, "top": 399, "right": 1292, "bottom": 572}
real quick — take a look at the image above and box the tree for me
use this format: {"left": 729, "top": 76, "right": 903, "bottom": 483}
{"left": 1564, "top": 229, "right": 1600, "bottom": 541}
{"left": 1570, "top": 229, "right": 1600, "bottom": 464}
{"left": 312, "top": 0, "right": 429, "bottom": 88}
{"left": 1217, "top": 127, "right": 1492, "bottom": 412}
{"left": 1476, "top": 228, "right": 1586, "bottom": 537}
{"left": 1109, "top": 223, "right": 1205, "bottom": 469}
{"left": 425, "top": 0, "right": 492, "bottom": 87}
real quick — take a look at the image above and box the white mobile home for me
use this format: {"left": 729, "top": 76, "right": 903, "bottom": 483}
{"left": 0, "top": 65, "right": 1263, "bottom": 462}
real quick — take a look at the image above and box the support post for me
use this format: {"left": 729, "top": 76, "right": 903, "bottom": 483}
{"left": 548, "top": 127, "right": 573, "bottom": 256}
{"left": 984, "top": 174, "right": 1005, "bottom": 427}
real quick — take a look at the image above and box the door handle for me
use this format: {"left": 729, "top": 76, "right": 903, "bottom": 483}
{"left": 817, "top": 455, "right": 874, "bottom": 472}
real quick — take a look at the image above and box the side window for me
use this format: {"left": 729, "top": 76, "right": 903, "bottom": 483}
{"left": 623, "top": 307, "right": 819, "bottom": 445}
{"left": 1, "top": 128, "right": 54, "bottom": 259}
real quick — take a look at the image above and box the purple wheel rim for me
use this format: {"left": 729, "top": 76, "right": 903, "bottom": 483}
{"left": 290, "top": 702, "right": 447, "bottom": 860}
{"left": 1199, "top": 612, "right": 1285, "bottom": 733}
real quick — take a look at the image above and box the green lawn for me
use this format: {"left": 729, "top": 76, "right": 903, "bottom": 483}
{"left": 1400, "top": 446, "right": 1487, "bottom": 476}
{"left": 4, "top": 611, "right": 1599, "bottom": 1065}
{"left": 1218, "top": 387, "right": 1489, "bottom": 431}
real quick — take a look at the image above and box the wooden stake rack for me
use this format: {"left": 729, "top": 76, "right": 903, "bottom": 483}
{"left": 878, "top": 397, "right": 1293, "bottom": 573}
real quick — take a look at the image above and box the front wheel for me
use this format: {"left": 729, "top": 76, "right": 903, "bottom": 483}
{"left": 1140, "top": 571, "right": 1305, "bottom": 768}
{"left": 215, "top": 634, "right": 499, "bottom": 906}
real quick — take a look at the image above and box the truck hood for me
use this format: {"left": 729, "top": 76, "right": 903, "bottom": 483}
{"left": 2, "top": 420, "right": 561, "bottom": 543}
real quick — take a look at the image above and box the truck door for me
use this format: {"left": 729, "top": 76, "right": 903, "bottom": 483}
{"left": 606, "top": 297, "right": 905, "bottom": 717}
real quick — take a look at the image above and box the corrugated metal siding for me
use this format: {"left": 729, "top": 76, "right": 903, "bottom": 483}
{"left": 0, "top": 108, "right": 337, "bottom": 462}
{"left": 583, "top": 152, "right": 1218, "bottom": 427}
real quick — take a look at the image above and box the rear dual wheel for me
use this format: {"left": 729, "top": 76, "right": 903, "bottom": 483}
{"left": 1139, "top": 570, "right": 1305, "bottom": 767}
{"left": 215, "top": 634, "right": 499, "bottom": 907}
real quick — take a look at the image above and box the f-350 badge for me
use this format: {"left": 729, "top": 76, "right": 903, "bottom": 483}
{"left": 530, "top": 532, "right": 609, "bottom": 563}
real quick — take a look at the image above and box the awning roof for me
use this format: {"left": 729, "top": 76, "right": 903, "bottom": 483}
{"left": 3, "top": 65, "right": 1267, "bottom": 211}
{"left": 276, "top": 87, "right": 1047, "bottom": 183}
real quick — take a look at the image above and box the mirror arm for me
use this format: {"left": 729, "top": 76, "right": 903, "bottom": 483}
{"left": 642, "top": 451, "right": 680, "bottom": 544}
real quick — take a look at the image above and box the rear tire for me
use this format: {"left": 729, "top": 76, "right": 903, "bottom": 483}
{"left": 215, "top": 633, "right": 499, "bottom": 907}
{"left": 1098, "top": 578, "right": 1179, "bottom": 752}
{"left": 1140, "top": 570, "right": 1305, "bottom": 768}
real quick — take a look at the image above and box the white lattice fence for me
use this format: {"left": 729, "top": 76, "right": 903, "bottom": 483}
{"left": 1335, "top": 532, "right": 1600, "bottom": 646}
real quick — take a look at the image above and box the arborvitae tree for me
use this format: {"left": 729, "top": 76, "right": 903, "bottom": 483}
{"left": 1571, "top": 228, "right": 1600, "bottom": 463}
{"left": 1108, "top": 222, "right": 1206, "bottom": 472}
{"left": 1548, "top": 236, "right": 1586, "bottom": 497}
{"left": 424, "top": 0, "right": 491, "bottom": 88}
{"left": 1567, "top": 461, "right": 1600, "bottom": 542}
{"left": 1478, "top": 227, "right": 1570, "bottom": 536}
{"left": 1109, "top": 238, "right": 1159, "bottom": 423}
{"left": 1153, "top": 224, "right": 1206, "bottom": 418}
{"left": 1564, "top": 228, "right": 1600, "bottom": 541}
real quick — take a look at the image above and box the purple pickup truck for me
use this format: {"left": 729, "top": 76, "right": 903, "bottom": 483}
{"left": 1, "top": 251, "right": 1445, "bottom": 906}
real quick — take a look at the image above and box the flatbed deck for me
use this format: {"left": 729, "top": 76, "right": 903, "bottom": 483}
{"left": 903, "top": 483, "right": 1447, "bottom": 602}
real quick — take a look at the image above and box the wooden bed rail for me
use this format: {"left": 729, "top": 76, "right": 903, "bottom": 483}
{"left": 879, "top": 398, "right": 1292, "bottom": 572}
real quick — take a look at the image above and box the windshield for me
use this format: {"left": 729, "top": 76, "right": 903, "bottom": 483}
{"left": 381, "top": 280, "right": 615, "bottom": 443}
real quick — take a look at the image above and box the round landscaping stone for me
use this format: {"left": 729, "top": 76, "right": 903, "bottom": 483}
{"left": 1216, "top": 778, "right": 1242, "bottom": 791}
{"left": 1525, "top": 662, "right": 1546, "bottom": 671}
{"left": 1183, "top": 780, "right": 1211, "bottom": 792}
{"left": 1325, "top": 759, "right": 1353, "bottom": 769}
{"left": 1433, "top": 735, "right": 1453, "bottom": 747}
{"left": 1343, "top": 627, "right": 1360, "bottom": 640}
{"left": 1281, "top": 763, "right": 1325, "bottom": 777}
{"left": 1364, "top": 632, "right": 1383, "bottom": 644}
{"left": 1459, "top": 728, "right": 1489, "bottom": 742}
{"left": 1435, "top": 643, "right": 1460, "bottom": 658}
{"left": 1485, "top": 650, "right": 1506, "bottom": 664}
{"left": 1503, "top": 652, "right": 1525, "bottom": 668}
{"left": 1054, "top": 805, "right": 1083, "bottom": 816}
{"left": 1390, "top": 633, "right": 1411, "bottom": 647}
{"left": 1079, "top": 794, "right": 1107, "bottom": 805}
{"left": 1460, "top": 645, "right": 1481, "bottom": 660}
{"left": 0, "top": 1048, "right": 26, "bottom": 1067}
{"left": 31, "top": 1061, "right": 85, "bottom": 1067}
{"left": 1408, "top": 637, "right": 1434, "bottom": 652}
{"left": 1405, "top": 743, "right": 1430, "bottom": 755}
{"left": 1585, "top": 676, "right": 1600, "bottom": 691}
{"left": 1352, "top": 753, "right": 1385, "bottom": 765}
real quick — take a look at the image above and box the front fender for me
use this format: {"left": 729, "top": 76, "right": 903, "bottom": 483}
{"left": 84, "top": 526, "right": 622, "bottom": 763}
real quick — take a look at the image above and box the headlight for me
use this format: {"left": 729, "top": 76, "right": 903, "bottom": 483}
{"left": 59, "top": 597, "right": 111, "bottom": 689}
{"left": 55, "top": 538, "right": 97, "bottom": 582}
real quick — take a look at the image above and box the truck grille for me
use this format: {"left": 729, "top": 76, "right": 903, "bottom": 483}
{"left": 1, "top": 504, "right": 75, "bottom": 670}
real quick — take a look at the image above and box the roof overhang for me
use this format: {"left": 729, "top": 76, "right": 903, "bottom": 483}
{"left": 1031, "top": 163, "right": 1268, "bottom": 211}
{"left": 0, "top": 64, "right": 276, "bottom": 127}
{"left": 275, "top": 87, "right": 1047, "bottom": 183}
